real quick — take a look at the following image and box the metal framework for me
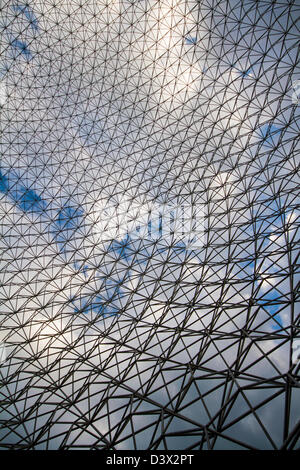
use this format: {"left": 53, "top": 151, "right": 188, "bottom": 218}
{"left": 0, "top": 0, "right": 299, "bottom": 450}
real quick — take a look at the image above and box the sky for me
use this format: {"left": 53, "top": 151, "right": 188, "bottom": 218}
{"left": 0, "top": 0, "right": 299, "bottom": 450}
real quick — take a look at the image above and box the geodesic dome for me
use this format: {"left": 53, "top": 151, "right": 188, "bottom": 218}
{"left": 0, "top": 0, "right": 299, "bottom": 450}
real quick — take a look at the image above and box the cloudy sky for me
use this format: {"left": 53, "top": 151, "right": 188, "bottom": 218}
{"left": 0, "top": 0, "right": 299, "bottom": 449}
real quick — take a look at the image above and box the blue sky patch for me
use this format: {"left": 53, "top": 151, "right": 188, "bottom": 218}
{"left": 73, "top": 292, "right": 120, "bottom": 318}
{"left": 257, "top": 288, "right": 283, "bottom": 330}
{"left": 56, "top": 205, "right": 83, "bottom": 230}
{"left": 52, "top": 205, "right": 84, "bottom": 255}
{"left": 11, "top": 39, "right": 32, "bottom": 60}
{"left": 0, "top": 171, "right": 9, "bottom": 194}
{"left": 109, "top": 235, "right": 133, "bottom": 262}
{"left": 11, "top": 4, "right": 38, "bottom": 31}
{"left": 17, "top": 187, "right": 46, "bottom": 213}
{"left": 258, "top": 124, "right": 281, "bottom": 147}
{"left": 239, "top": 68, "right": 253, "bottom": 78}
{"left": 185, "top": 36, "right": 197, "bottom": 45}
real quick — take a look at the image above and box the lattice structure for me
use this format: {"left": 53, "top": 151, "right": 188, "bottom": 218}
{"left": 0, "top": 0, "right": 299, "bottom": 450}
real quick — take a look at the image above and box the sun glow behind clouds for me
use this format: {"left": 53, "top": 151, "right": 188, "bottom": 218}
{"left": 137, "top": 0, "right": 202, "bottom": 103}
